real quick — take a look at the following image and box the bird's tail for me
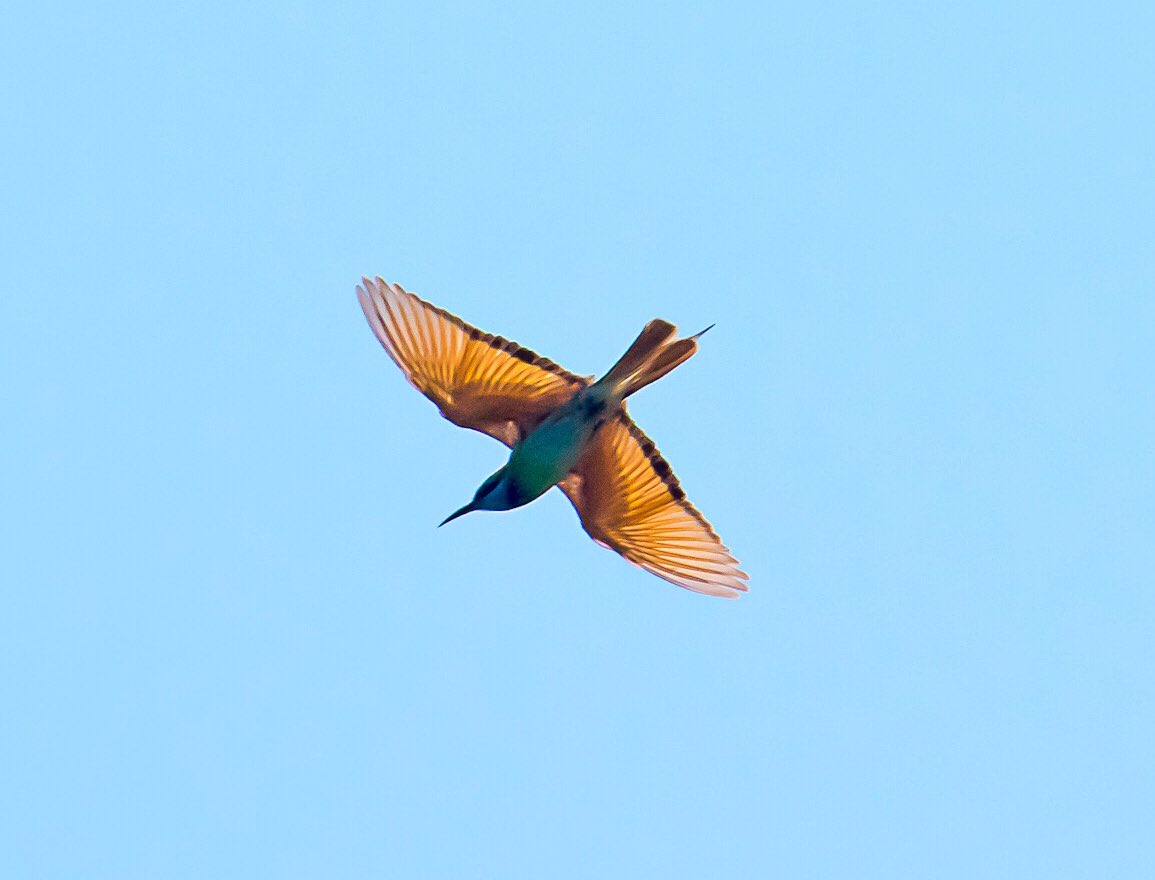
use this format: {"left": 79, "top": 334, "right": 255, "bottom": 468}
{"left": 595, "top": 319, "right": 712, "bottom": 400}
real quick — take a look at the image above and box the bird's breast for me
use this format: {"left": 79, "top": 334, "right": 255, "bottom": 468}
{"left": 508, "top": 392, "right": 608, "bottom": 500}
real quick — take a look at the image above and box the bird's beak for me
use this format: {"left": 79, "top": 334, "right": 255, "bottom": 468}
{"left": 438, "top": 502, "right": 476, "bottom": 527}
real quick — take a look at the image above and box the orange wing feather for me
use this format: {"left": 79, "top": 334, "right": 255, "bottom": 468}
{"left": 560, "top": 411, "right": 748, "bottom": 598}
{"left": 358, "top": 277, "right": 587, "bottom": 446}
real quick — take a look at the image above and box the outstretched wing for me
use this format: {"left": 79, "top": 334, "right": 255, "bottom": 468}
{"left": 559, "top": 411, "right": 748, "bottom": 598}
{"left": 358, "top": 277, "right": 588, "bottom": 446}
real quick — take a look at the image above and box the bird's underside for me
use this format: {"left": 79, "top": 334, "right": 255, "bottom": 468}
{"left": 357, "top": 276, "right": 748, "bottom": 598}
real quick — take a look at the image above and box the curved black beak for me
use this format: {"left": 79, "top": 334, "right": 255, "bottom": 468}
{"left": 438, "top": 502, "right": 476, "bottom": 527}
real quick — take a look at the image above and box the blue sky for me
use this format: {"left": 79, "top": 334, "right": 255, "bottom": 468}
{"left": 3, "top": 2, "right": 1153, "bottom": 877}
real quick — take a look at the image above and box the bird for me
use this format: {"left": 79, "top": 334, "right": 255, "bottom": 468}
{"left": 356, "top": 277, "right": 748, "bottom": 598}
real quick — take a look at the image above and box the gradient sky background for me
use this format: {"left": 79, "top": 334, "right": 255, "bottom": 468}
{"left": 4, "top": 2, "right": 1153, "bottom": 877}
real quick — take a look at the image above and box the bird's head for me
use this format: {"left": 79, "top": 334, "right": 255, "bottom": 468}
{"left": 439, "top": 467, "right": 517, "bottom": 526}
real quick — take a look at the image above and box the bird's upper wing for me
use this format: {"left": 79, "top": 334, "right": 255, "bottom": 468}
{"left": 559, "top": 410, "right": 748, "bottom": 598}
{"left": 358, "top": 277, "right": 589, "bottom": 446}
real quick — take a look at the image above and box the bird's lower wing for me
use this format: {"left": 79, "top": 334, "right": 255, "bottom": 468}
{"left": 358, "top": 278, "right": 588, "bottom": 446}
{"left": 559, "top": 411, "right": 748, "bottom": 598}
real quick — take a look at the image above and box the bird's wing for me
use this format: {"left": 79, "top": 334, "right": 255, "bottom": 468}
{"left": 559, "top": 411, "right": 748, "bottom": 598}
{"left": 358, "top": 277, "right": 588, "bottom": 446}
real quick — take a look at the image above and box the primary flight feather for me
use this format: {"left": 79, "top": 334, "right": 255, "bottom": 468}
{"left": 357, "top": 277, "right": 748, "bottom": 598}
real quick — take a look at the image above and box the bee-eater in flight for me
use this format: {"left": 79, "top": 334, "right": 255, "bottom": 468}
{"left": 357, "top": 278, "right": 748, "bottom": 598}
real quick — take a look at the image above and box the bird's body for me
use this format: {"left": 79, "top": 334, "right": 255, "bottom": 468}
{"left": 357, "top": 277, "right": 748, "bottom": 597}
{"left": 508, "top": 379, "right": 624, "bottom": 496}
{"left": 508, "top": 391, "right": 605, "bottom": 500}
